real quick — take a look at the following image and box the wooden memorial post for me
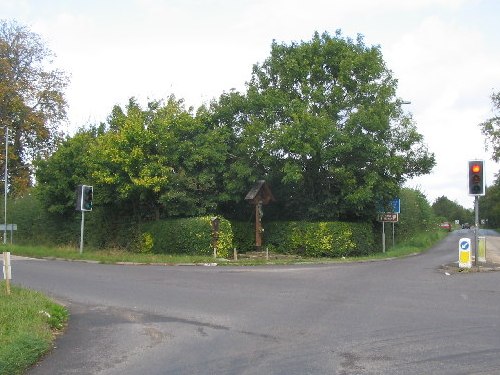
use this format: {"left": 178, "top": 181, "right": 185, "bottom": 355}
{"left": 245, "top": 180, "right": 275, "bottom": 251}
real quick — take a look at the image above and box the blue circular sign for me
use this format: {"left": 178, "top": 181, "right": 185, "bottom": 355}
{"left": 460, "top": 240, "right": 470, "bottom": 250}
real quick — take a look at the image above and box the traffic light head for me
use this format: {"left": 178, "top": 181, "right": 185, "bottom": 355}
{"left": 82, "top": 185, "right": 93, "bottom": 211}
{"left": 75, "top": 185, "right": 93, "bottom": 211}
{"left": 468, "top": 160, "right": 484, "bottom": 196}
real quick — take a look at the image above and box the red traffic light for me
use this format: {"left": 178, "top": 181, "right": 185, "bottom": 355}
{"left": 468, "top": 160, "right": 484, "bottom": 196}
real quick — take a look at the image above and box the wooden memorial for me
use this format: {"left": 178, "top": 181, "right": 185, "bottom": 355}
{"left": 244, "top": 180, "right": 275, "bottom": 251}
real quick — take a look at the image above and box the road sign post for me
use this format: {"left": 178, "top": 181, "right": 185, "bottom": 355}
{"left": 378, "top": 213, "right": 399, "bottom": 253}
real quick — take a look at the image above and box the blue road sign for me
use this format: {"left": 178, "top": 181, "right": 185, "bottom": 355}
{"left": 376, "top": 198, "right": 400, "bottom": 214}
{"left": 460, "top": 240, "right": 470, "bottom": 250}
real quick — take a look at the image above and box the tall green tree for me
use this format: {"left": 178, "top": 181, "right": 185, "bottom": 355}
{"left": 0, "top": 20, "right": 69, "bottom": 195}
{"left": 480, "top": 91, "right": 500, "bottom": 161}
{"left": 478, "top": 91, "right": 500, "bottom": 227}
{"left": 211, "top": 31, "right": 435, "bottom": 220}
{"left": 89, "top": 96, "right": 227, "bottom": 220}
{"left": 397, "top": 188, "right": 435, "bottom": 240}
{"left": 34, "top": 127, "right": 100, "bottom": 215}
{"left": 432, "top": 196, "right": 473, "bottom": 224}
{"left": 479, "top": 181, "right": 500, "bottom": 228}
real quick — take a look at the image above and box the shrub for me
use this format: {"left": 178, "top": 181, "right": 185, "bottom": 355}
{"left": 142, "top": 216, "right": 233, "bottom": 258}
{"left": 229, "top": 220, "right": 255, "bottom": 252}
{"left": 131, "top": 232, "right": 154, "bottom": 253}
{"left": 266, "top": 221, "right": 374, "bottom": 257}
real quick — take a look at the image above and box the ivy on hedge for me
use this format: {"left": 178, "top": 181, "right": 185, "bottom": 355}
{"left": 142, "top": 216, "right": 233, "bottom": 258}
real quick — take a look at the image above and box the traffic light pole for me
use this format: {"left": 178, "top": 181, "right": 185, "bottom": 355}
{"left": 474, "top": 196, "right": 479, "bottom": 267}
{"left": 80, "top": 210, "right": 85, "bottom": 254}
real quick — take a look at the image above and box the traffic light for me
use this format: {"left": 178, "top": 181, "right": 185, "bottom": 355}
{"left": 82, "top": 185, "right": 93, "bottom": 211}
{"left": 468, "top": 160, "right": 484, "bottom": 196}
{"left": 76, "top": 185, "right": 93, "bottom": 211}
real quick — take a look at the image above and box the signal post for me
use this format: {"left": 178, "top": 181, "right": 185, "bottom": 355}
{"left": 468, "top": 161, "right": 484, "bottom": 267}
{"left": 76, "top": 185, "right": 93, "bottom": 254}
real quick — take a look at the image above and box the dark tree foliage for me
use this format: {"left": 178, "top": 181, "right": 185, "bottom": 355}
{"left": 210, "top": 31, "right": 435, "bottom": 221}
{"left": 35, "top": 31, "right": 436, "bottom": 226}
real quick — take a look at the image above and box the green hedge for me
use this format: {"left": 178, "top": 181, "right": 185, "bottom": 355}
{"left": 229, "top": 220, "right": 255, "bottom": 252}
{"left": 232, "top": 220, "right": 375, "bottom": 257}
{"left": 142, "top": 216, "right": 233, "bottom": 258}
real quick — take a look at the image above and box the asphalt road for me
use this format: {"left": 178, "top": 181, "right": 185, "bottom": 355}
{"left": 11, "top": 230, "right": 500, "bottom": 374}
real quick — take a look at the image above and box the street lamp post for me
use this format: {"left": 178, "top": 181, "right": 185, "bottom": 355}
{"left": 3, "top": 127, "right": 8, "bottom": 245}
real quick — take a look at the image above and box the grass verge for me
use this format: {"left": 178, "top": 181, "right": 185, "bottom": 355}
{"left": 7, "top": 245, "right": 218, "bottom": 265}
{"left": 8, "top": 229, "right": 449, "bottom": 266}
{"left": 0, "top": 283, "right": 68, "bottom": 375}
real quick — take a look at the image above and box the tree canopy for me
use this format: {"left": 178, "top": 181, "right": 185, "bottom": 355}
{"left": 0, "top": 19, "right": 68, "bottom": 195}
{"left": 480, "top": 91, "right": 500, "bottom": 162}
{"left": 35, "top": 31, "right": 435, "bottom": 223}
{"left": 431, "top": 196, "right": 472, "bottom": 224}
{"left": 210, "top": 31, "right": 435, "bottom": 220}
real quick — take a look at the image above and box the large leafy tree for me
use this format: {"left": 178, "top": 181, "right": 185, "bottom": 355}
{"left": 212, "top": 31, "right": 435, "bottom": 220}
{"left": 432, "top": 196, "right": 472, "bottom": 224}
{"left": 479, "top": 182, "right": 500, "bottom": 228}
{"left": 479, "top": 91, "right": 500, "bottom": 161}
{"left": 0, "top": 20, "right": 68, "bottom": 195}
{"left": 89, "top": 96, "right": 227, "bottom": 220}
{"left": 479, "top": 91, "right": 500, "bottom": 227}
{"left": 34, "top": 127, "right": 100, "bottom": 215}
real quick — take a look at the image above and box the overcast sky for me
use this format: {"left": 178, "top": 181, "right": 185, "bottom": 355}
{"left": 2, "top": 0, "right": 500, "bottom": 209}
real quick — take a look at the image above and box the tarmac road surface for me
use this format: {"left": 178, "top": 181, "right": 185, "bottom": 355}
{"left": 10, "top": 230, "right": 500, "bottom": 374}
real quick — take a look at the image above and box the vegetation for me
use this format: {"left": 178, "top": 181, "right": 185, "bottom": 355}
{"left": 1, "top": 22, "right": 445, "bottom": 256}
{"left": 8, "top": 222, "right": 446, "bottom": 265}
{"left": 33, "top": 31, "right": 435, "bottom": 237}
{"left": 480, "top": 91, "right": 500, "bottom": 162}
{"left": 480, "top": 182, "right": 500, "bottom": 228}
{"left": 432, "top": 196, "right": 473, "bottom": 224}
{"left": 3, "top": 245, "right": 220, "bottom": 264}
{"left": 7, "top": 186, "right": 440, "bottom": 257}
{"left": 255, "top": 221, "right": 373, "bottom": 257}
{"left": 0, "top": 282, "right": 68, "bottom": 375}
{"left": 0, "top": 20, "right": 69, "bottom": 196}
{"left": 142, "top": 216, "right": 233, "bottom": 258}
{"left": 478, "top": 91, "right": 500, "bottom": 228}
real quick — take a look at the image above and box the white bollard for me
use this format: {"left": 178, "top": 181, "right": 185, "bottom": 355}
{"left": 2, "top": 252, "right": 11, "bottom": 295}
{"left": 459, "top": 238, "right": 472, "bottom": 269}
{"left": 478, "top": 236, "right": 486, "bottom": 263}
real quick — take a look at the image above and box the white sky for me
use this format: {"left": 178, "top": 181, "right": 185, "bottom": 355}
{"left": 2, "top": 0, "right": 500, "bottom": 209}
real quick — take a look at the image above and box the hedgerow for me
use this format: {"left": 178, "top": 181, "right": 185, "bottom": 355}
{"left": 232, "top": 220, "right": 375, "bottom": 257}
{"left": 142, "top": 216, "right": 233, "bottom": 258}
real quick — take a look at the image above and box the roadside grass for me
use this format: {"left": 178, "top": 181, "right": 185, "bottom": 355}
{"left": 359, "top": 229, "right": 449, "bottom": 261}
{"left": 7, "top": 228, "right": 449, "bottom": 266}
{"left": 0, "top": 283, "right": 68, "bottom": 375}
{"left": 7, "top": 245, "right": 218, "bottom": 265}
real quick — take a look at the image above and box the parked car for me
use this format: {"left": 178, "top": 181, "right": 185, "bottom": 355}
{"left": 439, "top": 222, "right": 452, "bottom": 232}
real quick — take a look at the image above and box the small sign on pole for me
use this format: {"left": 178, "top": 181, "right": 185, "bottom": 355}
{"left": 2, "top": 252, "right": 11, "bottom": 295}
{"left": 377, "top": 213, "right": 399, "bottom": 223}
{"left": 459, "top": 238, "right": 472, "bottom": 269}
